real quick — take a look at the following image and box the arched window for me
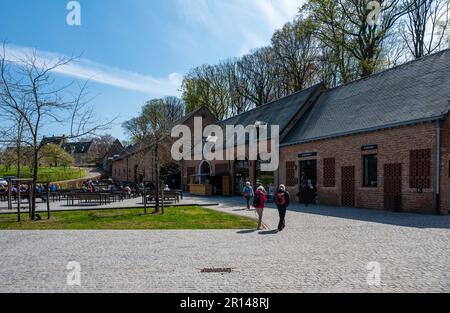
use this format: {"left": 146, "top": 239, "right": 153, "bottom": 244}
{"left": 199, "top": 161, "right": 211, "bottom": 184}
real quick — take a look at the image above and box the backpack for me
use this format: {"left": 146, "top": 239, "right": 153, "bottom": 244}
{"left": 275, "top": 192, "right": 286, "bottom": 206}
{"left": 243, "top": 186, "right": 252, "bottom": 198}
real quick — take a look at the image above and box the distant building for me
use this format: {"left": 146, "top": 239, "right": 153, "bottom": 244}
{"left": 40, "top": 136, "right": 67, "bottom": 146}
{"left": 40, "top": 136, "right": 94, "bottom": 166}
{"left": 62, "top": 142, "right": 94, "bottom": 165}
{"left": 111, "top": 107, "right": 216, "bottom": 188}
{"left": 102, "top": 139, "right": 124, "bottom": 174}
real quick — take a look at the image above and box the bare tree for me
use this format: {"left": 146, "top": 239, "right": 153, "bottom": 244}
{"left": 123, "top": 97, "right": 185, "bottom": 214}
{"left": 402, "top": 0, "right": 450, "bottom": 58}
{"left": 271, "top": 17, "right": 320, "bottom": 95}
{"left": 236, "top": 47, "right": 277, "bottom": 107}
{"left": 222, "top": 59, "right": 252, "bottom": 116}
{"left": 0, "top": 43, "right": 114, "bottom": 220}
{"left": 303, "top": 0, "right": 413, "bottom": 77}
{"left": 83, "top": 134, "right": 116, "bottom": 163}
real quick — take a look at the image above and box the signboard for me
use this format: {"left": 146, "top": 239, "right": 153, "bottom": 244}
{"left": 298, "top": 152, "right": 317, "bottom": 158}
{"left": 362, "top": 144, "right": 378, "bottom": 151}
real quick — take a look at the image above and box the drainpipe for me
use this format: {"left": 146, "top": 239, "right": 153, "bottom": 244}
{"left": 436, "top": 122, "right": 441, "bottom": 215}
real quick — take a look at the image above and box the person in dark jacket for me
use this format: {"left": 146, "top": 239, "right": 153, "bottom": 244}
{"left": 298, "top": 182, "right": 314, "bottom": 207}
{"left": 275, "top": 184, "right": 290, "bottom": 231}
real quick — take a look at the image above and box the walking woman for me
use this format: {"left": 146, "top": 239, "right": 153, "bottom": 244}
{"left": 242, "top": 181, "right": 254, "bottom": 210}
{"left": 253, "top": 186, "right": 267, "bottom": 230}
{"left": 275, "top": 184, "right": 290, "bottom": 231}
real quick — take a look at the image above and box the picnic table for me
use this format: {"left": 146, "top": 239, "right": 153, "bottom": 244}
{"left": 65, "top": 193, "right": 112, "bottom": 206}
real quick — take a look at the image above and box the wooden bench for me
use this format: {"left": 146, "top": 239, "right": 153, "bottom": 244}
{"left": 143, "top": 191, "right": 180, "bottom": 204}
{"left": 66, "top": 193, "right": 111, "bottom": 206}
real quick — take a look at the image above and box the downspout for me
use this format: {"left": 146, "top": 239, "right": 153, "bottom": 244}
{"left": 436, "top": 121, "right": 441, "bottom": 215}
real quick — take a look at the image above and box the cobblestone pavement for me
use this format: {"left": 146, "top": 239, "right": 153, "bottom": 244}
{"left": 0, "top": 196, "right": 449, "bottom": 293}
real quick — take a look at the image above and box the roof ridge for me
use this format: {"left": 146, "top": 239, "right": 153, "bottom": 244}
{"left": 327, "top": 48, "right": 450, "bottom": 92}
{"left": 220, "top": 82, "right": 324, "bottom": 124}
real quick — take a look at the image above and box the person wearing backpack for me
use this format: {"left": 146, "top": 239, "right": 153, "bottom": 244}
{"left": 253, "top": 186, "right": 267, "bottom": 230}
{"left": 242, "top": 181, "right": 254, "bottom": 210}
{"left": 275, "top": 184, "right": 290, "bottom": 231}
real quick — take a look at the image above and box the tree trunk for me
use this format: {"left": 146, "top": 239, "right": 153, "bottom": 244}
{"left": 16, "top": 145, "right": 21, "bottom": 179}
{"left": 161, "top": 180, "right": 165, "bottom": 215}
{"left": 31, "top": 149, "right": 39, "bottom": 221}
{"left": 154, "top": 144, "right": 160, "bottom": 214}
{"left": 154, "top": 165, "right": 160, "bottom": 214}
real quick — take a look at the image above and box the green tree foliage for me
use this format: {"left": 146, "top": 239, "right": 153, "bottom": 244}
{"left": 40, "top": 144, "right": 75, "bottom": 169}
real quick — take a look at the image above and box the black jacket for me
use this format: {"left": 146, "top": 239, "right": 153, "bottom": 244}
{"left": 275, "top": 190, "right": 290, "bottom": 207}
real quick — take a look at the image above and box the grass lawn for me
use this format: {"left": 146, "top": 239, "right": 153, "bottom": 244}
{"left": 0, "top": 206, "right": 257, "bottom": 230}
{"left": 0, "top": 166, "right": 86, "bottom": 182}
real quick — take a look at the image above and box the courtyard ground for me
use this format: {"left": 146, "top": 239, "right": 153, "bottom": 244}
{"left": 0, "top": 195, "right": 449, "bottom": 292}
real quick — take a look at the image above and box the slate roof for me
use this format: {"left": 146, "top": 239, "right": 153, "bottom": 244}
{"left": 63, "top": 142, "right": 93, "bottom": 154}
{"left": 282, "top": 49, "right": 450, "bottom": 146}
{"left": 219, "top": 83, "right": 323, "bottom": 134}
{"left": 41, "top": 136, "right": 66, "bottom": 146}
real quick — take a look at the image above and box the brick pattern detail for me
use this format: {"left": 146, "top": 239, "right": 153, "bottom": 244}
{"left": 385, "top": 163, "right": 403, "bottom": 211}
{"left": 286, "top": 161, "right": 296, "bottom": 187}
{"left": 215, "top": 163, "right": 229, "bottom": 176}
{"left": 323, "top": 158, "right": 336, "bottom": 187}
{"left": 341, "top": 166, "right": 355, "bottom": 207}
{"left": 409, "top": 149, "right": 431, "bottom": 188}
{"left": 187, "top": 167, "right": 196, "bottom": 177}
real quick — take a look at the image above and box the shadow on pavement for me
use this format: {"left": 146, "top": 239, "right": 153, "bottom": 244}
{"left": 236, "top": 229, "right": 256, "bottom": 234}
{"left": 258, "top": 229, "right": 279, "bottom": 235}
{"left": 290, "top": 204, "right": 450, "bottom": 229}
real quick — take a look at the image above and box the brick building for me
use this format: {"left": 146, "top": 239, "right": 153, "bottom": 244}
{"left": 111, "top": 107, "right": 216, "bottom": 187}
{"left": 102, "top": 139, "right": 124, "bottom": 175}
{"left": 181, "top": 49, "right": 450, "bottom": 215}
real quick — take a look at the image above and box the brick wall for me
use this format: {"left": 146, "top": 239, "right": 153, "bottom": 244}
{"left": 279, "top": 122, "right": 441, "bottom": 214}
{"left": 439, "top": 116, "right": 450, "bottom": 215}
{"left": 111, "top": 148, "right": 153, "bottom": 183}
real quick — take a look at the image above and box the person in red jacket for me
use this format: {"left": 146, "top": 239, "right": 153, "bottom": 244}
{"left": 253, "top": 186, "right": 267, "bottom": 230}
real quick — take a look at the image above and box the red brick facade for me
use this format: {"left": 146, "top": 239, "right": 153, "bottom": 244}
{"left": 279, "top": 121, "right": 448, "bottom": 215}
{"left": 183, "top": 120, "right": 449, "bottom": 214}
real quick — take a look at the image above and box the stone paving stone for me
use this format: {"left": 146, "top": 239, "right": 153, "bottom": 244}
{"left": 0, "top": 196, "right": 449, "bottom": 292}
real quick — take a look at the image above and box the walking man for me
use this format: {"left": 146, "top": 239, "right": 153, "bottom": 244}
{"left": 275, "top": 184, "right": 290, "bottom": 231}
{"left": 242, "top": 181, "right": 254, "bottom": 210}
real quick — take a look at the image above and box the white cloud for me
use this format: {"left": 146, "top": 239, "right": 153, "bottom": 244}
{"left": 3, "top": 44, "right": 182, "bottom": 97}
{"left": 176, "top": 0, "right": 303, "bottom": 55}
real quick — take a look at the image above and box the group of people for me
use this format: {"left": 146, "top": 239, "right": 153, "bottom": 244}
{"left": 242, "top": 182, "right": 291, "bottom": 232}
{"left": 0, "top": 183, "right": 59, "bottom": 195}
{"left": 0, "top": 183, "right": 60, "bottom": 203}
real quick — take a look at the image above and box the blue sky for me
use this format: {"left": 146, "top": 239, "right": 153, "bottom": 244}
{"left": 0, "top": 0, "right": 302, "bottom": 140}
